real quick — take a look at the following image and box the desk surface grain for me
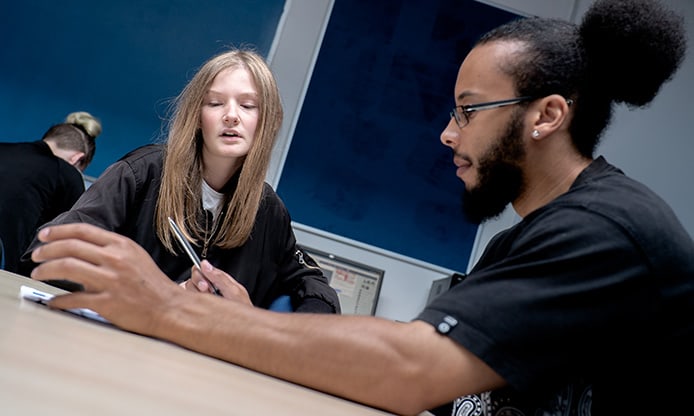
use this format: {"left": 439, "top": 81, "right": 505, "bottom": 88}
{"left": 0, "top": 270, "right": 400, "bottom": 415}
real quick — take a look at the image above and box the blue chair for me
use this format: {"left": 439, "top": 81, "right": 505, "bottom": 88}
{"left": 268, "top": 295, "right": 293, "bottom": 312}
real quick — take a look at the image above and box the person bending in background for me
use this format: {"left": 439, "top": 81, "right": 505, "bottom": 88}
{"left": 0, "top": 111, "right": 101, "bottom": 273}
{"left": 23, "top": 49, "right": 339, "bottom": 313}
{"left": 27, "top": 0, "right": 693, "bottom": 414}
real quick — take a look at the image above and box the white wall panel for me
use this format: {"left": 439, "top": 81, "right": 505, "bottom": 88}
{"left": 475, "top": 0, "right": 578, "bottom": 20}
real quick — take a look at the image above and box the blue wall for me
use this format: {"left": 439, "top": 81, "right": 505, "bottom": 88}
{"left": 277, "top": 0, "right": 517, "bottom": 272}
{"left": 1, "top": 0, "right": 284, "bottom": 178}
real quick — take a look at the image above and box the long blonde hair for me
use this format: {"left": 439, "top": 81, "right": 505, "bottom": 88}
{"left": 156, "top": 48, "right": 283, "bottom": 251}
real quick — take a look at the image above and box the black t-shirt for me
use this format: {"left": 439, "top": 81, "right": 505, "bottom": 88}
{"left": 0, "top": 141, "right": 84, "bottom": 273}
{"left": 418, "top": 157, "right": 694, "bottom": 415}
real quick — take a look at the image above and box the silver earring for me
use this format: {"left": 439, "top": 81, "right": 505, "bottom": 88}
{"left": 531, "top": 130, "right": 540, "bottom": 138}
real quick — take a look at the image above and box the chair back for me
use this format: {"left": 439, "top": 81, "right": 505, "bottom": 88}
{"left": 268, "top": 295, "right": 293, "bottom": 312}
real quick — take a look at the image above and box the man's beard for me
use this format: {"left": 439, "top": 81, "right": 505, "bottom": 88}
{"left": 461, "top": 110, "right": 525, "bottom": 224}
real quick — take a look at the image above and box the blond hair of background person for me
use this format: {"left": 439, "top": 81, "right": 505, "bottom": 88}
{"left": 42, "top": 111, "right": 102, "bottom": 172}
{"left": 23, "top": 49, "right": 340, "bottom": 313}
{"left": 0, "top": 111, "right": 101, "bottom": 273}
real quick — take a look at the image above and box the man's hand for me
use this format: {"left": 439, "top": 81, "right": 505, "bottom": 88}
{"left": 30, "top": 223, "right": 181, "bottom": 335}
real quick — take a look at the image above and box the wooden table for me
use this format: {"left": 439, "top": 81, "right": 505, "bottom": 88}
{"left": 0, "top": 270, "right": 408, "bottom": 415}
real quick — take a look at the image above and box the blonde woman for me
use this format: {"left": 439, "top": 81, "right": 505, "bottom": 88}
{"left": 23, "top": 49, "right": 339, "bottom": 313}
{"left": 1, "top": 111, "right": 101, "bottom": 273}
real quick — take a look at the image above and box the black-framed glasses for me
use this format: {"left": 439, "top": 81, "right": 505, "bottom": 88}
{"left": 450, "top": 96, "right": 535, "bottom": 128}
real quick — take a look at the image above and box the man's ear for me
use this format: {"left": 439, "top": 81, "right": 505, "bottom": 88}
{"left": 530, "top": 94, "right": 572, "bottom": 138}
{"left": 69, "top": 152, "right": 86, "bottom": 170}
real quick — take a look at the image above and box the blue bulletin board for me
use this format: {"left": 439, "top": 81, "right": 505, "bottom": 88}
{"left": 277, "top": 0, "right": 518, "bottom": 272}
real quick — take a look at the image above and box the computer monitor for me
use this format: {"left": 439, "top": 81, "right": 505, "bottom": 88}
{"left": 300, "top": 246, "right": 385, "bottom": 316}
{"left": 426, "top": 276, "right": 452, "bottom": 306}
{"left": 426, "top": 272, "right": 467, "bottom": 305}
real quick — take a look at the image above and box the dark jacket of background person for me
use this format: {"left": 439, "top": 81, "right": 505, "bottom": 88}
{"left": 1, "top": 111, "right": 101, "bottom": 273}
{"left": 0, "top": 141, "right": 84, "bottom": 273}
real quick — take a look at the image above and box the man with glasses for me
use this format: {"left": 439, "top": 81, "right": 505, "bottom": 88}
{"left": 447, "top": 95, "right": 571, "bottom": 224}
{"left": 29, "top": 0, "right": 693, "bottom": 415}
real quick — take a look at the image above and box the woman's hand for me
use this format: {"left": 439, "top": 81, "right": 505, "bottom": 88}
{"left": 181, "top": 260, "right": 252, "bottom": 306}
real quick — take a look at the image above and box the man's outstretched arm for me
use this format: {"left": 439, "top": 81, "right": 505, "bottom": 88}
{"left": 30, "top": 223, "right": 505, "bottom": 415}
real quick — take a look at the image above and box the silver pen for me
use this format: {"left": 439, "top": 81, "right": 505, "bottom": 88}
{"left": 167, "top": 216, "right": 222, "bottom": 296}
